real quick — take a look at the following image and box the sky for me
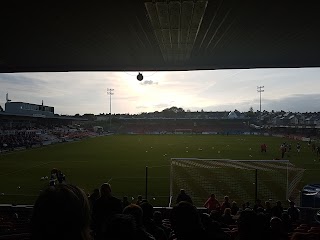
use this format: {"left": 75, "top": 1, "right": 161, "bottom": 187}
{"left": 0, "top": 68, "right": 320, "bottom": 115}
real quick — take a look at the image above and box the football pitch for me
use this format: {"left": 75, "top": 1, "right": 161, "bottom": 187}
{"left": 0, "top": 135, "right": 319, "bottom": 206}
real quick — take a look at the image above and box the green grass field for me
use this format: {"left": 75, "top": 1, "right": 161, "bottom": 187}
{"left": 0, "top": 135, "right": 319, "bottom": 206}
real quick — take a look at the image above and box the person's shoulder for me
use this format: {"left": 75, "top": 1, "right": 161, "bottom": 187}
{"left": 110, "top": 196, "right": 121, "bottom": 201}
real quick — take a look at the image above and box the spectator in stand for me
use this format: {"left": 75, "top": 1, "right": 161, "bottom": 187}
{"left": 170, "top": 201, "right": 209, "bottom": 240}
{"left": 281, "top": 212, "right": 294, "bottom": 233}
{"left": 122, "top": 196, "right": 130, "bottom": 208}
{"left": 272, "top": 201, "right": 283, "bottom": 218}
{"left": 222, "top": 208, "right": 234, "bottom": 225}
{"left": 231, "top": 201, "right": 239, "bottom": 215}
{"left": 92, "top": 183, "right": 122, "bottom": 239}
{"left": 136, "top": 195, "right": 143, "bottom": 205}
{"left": 265, "top": 201, "right": 272, "bottom": 216}
{"left": 57, "top": 170, "right": 66, "bottom": 184}
{"left": 123, "top": 204, "right": 155, "bottom": 240}
{"left": 89, "top": 189, "right": 100, "bottom": 210}
{"left": 287, "top": 201, "right": 300, "bottom": 223}
{"left": 104, "top": 214, "right": 138, "bottom": 240}
{"left": 200, "top": 213, "right": 230, "bottom": 240}
{"left": 176, "top": 189, "right": 193, "bottom": 205}
{"left": 140, "top": 202, "right": 167, "bottom": 240}
{"left": 209, "top": 210, "right": 223, "bottom": 225}
{"left": 220, "top": 196, "right": 231, "bottom": 213}
{"left": 253, "top": 199, "right": 264, "bottom": 212}
{"left": 237, "top": 209, "right": 259, "bottom": 240}
{"left": 269, "top": 217, "right": 287, "bottom": 240}
{"left": 204, "top": 194, "right": 220, "bottom": 212}
{"left": 255, "top": 212, "right": 270, "bottom": 240}
{"left": 153, "top": 211, "right": 171, "bottom": 239}
{"left": 31, "top": 184, "right": 91, "bottom": 240}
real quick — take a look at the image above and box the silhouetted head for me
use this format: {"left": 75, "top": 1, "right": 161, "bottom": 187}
{"left": 100, "top": 183, "right": 112, "bottom": 197}
{"left": 140, "top": 201, "right": 154, "bottom": 220}
{"left": 32, "top": 184, "right": 91, "bottom": 240}
{"left": 211, "top": 194, "right": 216, "bottom": 199}
{"left": 237, "top": 209, "right": 258, "bottom": 240}
{"left": 123, "top": 204, "right": 143, "bottom": 227}
{"left": 265, "top": 201, "right": 271, "bottom": 208}
{"left": 170, "top": 201, "right": 202, "bottom": 236}
{"left": 224, "top": 208, "right": 231, "bottom": 215}
{"left": 153, "top": 211, "right": 162, "bottom": 225}
{"left": 270, "top": 216, "right": 282, "bottom": 231}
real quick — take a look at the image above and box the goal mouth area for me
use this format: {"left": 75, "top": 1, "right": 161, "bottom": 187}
{"left": 169, "top": 158, "right": 305, "bottom": 207}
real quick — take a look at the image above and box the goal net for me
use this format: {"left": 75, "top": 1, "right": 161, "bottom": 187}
{"left": 169, "top": 158, "right": 305, "bottom": 207}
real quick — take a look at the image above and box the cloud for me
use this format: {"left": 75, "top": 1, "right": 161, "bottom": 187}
{"left": 140, "top": 80, "right": 158, "bottom": 85}
{"left": 154, "top": 103, "right": 170, "bottom": 109}
{"left": 136, "top": 105, "right": 148, "bottom": 109}
{"left": 190, "top": 93, "right": 320, "bottom": 113}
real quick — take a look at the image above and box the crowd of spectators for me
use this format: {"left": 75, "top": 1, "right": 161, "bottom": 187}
{"left": 0, "top": 131, "right": 41, "bottom": 151}
{"left": 29, "top": 184, "right": 320, "bottom": 240}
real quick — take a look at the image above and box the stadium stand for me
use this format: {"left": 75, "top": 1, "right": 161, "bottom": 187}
{"left": 1, "top": 184, "right": 319, "bottom": 240}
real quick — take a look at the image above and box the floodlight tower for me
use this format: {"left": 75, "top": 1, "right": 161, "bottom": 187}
{"left": 257, "top": 86, "right": 264, "bottom": 126}
{"left": 107, "top": 88, "right": 114, "bottom": 131}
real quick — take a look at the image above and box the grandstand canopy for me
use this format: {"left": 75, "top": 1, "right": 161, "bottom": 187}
{"left": 1, "top": 1, "right": 320, "bottom": 73}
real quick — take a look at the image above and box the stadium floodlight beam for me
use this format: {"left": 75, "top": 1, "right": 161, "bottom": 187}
{"left": 107, "top": 88, "right": 114, "bottom": 131}
{"left": 257, "top": 86, "right": 264, "bottom": 126}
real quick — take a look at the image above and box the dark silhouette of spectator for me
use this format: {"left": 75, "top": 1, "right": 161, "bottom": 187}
{"left": 245, "top": 201, "right": 252, "bottom": 209}
{"left": 230, "top": 201, "right": 239, "bottom": 215}
{"left": 200, "top": 213, "right": 230, "bottom": 240}
{"left": 92, "top": 183, "right": 122, "bottom": 239}
{"left": 57, "top": 170, "right": 66, "bottom": 184}
{"left": 122, "top": 196, "right": 130, "bottom": 208}
{"left": 209, "top": 210, "right": 224, "bottom": 227}
{"left": 253, "top": 199, "right": 264, "bottom": 212}
{"left": 269, "top": 216, "right": 287, "bottom": 240}
{"left": 272, "top": 201, "right": 283, "bottom": 218}
{"left": 89, "top": 189, "right": 100, "bottom": 210}
{"left": 136, "top": 195, "right": 143, "bottom": 205}
{"left": 237, "top": 209, "right": 259, "bottom": 240}
{"left": 222, "top": 208, "right": 234, "bottom": 225}
{"left": 123, "top": 204, "right": 155, "bottom": 240}
{"left": 220, "top": 196, "right": 231, "bottom": 213}
{"left": 170, "top": 201, "right": 209, "bottom": 240}
{"left": 176, "top": 189, "right": 193, "bottom": 205}
{"left": 140, "top": 202, "right": 167, "bottom": 240}
{"left": 281, "top": 212, "right": 294, "bottom": 233}
{"left": 287, "top": 201, "right": 300, "bottom": 223}
{"left": 153, "top": 211, "right": 171, "bottom": 239}
{"left": 256, "top": 212, "right": 270, "bottom": 240}
{"left": 31, "top": 184, "right": 91, "bottom": 240}
{"left": 204, "top": 194, "right": 220, "bottom": 212}
{"left": 104, "top": 214, "right": 138, "bottom": 240}
{"left": 265, "top": 201, "right": 272, "bottom": 218}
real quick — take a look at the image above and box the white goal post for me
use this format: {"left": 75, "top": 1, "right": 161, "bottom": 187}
{"left": 169, "top": 158, "right": 305, "bottom": 207}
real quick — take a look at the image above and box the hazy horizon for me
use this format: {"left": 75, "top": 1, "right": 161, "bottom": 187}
{"left": 1, "top": 68, "right": 320, "bottom": 115}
